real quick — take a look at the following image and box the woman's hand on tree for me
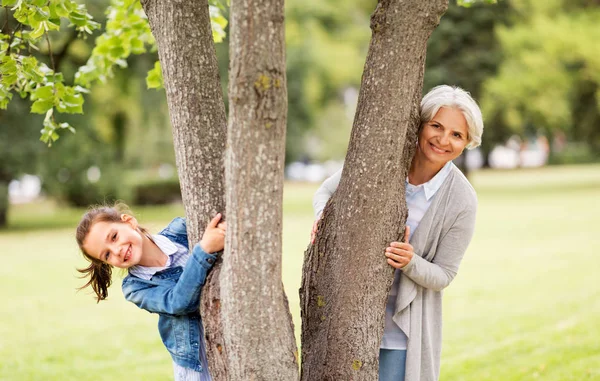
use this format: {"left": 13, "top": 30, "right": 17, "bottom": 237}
{"left": 310, "top": 213, "right": 322, "bottom": 244}
{"left": 385, "top": 226, "right": 413, "bottom": 269}
{"left": 200, "top": 213, "right": 227, "bottom": 253}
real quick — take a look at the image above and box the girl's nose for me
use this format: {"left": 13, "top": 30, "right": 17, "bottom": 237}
{"left": 110, "top": 245, "right": 121, "bottom": 258}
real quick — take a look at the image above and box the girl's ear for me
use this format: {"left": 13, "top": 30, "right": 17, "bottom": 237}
{"left": 120, "top": 214, "right": 139, "bottom": 229}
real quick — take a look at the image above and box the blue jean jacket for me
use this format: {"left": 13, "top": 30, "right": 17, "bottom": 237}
{"left": 121, "top": 217, "right": 217, "bottom": 372}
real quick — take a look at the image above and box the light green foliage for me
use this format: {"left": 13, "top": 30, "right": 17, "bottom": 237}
{"left": 2, "top": 165, "right": 600, "bottom": 379}
{"left": 74, "top": 0, "right": 156, "bottom": 88}
{"left": 0, "top": 0, "right": 99, "bottom": 144}
{"left": 210, "top": 2, "right": 228, "bottom": 43}
{"left": 145, "top": 60, "right": 162, "bottom": 89}
{"left": 481, "top": 1, "right": 600, "bottom": 148}
{"left": 0, "top": 0, "right": 228, "bottom": 144}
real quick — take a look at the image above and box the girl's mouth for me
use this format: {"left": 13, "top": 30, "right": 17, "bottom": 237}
{"left": 124, "top": 245, "right": 131, "bottom": 262}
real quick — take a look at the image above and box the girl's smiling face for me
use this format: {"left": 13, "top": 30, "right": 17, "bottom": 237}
{"left": 82, "top": 214, "right": 144, "bottom": 269}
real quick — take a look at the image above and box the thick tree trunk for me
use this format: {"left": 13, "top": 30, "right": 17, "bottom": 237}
{"left": 300, "top": 1, "right": 448, "bottom": 380}
{"left": 220, "top": 0, "right": 299, "bottom": 379}
{"left": 139, "top": 1, "right": 229, "bottom": 378}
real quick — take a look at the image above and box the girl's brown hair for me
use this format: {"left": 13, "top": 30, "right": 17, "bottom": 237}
{"left": 75, "top": 203, "right": 140, "bottom": 302}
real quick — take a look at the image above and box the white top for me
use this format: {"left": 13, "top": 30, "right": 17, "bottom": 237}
{"left": 313, "top": 161, "right": 453, "bottom": 350}
{"left": 128, "top": 234, "right": 190, "bottom": 280}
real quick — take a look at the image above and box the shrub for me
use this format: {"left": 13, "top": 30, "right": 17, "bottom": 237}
{"left": 131, "top": 177, "right": 181, "bottom": 205}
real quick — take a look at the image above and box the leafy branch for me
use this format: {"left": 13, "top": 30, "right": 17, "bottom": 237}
{"left": 0, "top": 0, "right": 228, "bottom": 145}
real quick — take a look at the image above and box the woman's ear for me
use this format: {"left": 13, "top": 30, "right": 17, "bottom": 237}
{"left": 120, "top": 214, "right": 139, "bottom": 229}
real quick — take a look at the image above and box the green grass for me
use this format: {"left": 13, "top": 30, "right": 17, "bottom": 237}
{"left": 1, "top": 164, "right": 599, "bottom": 380}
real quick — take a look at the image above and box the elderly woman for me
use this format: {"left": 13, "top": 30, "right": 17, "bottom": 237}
{"left": 312, "top": 85, "right": 483, "bottom": 381}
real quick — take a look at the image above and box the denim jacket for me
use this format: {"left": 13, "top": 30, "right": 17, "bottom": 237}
{"left": 121, "top": 217, "right": 217, "bottom": 372}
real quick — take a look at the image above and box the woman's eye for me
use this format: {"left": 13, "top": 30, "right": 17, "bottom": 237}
{"left": 454, "top": 133, "right": 462, "bottom": 138}
{"left": 112, "top": 233, "right": 117, "bottom": 241}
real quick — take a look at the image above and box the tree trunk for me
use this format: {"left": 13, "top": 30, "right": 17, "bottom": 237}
{"left": 220, "top": 0, "right": 299, "bottom": 379}
{"left": 300, "top": 1, "right": 448, "bottom": 380}
{"left": 139, "top": 0, "right": 229, "bottom": 378}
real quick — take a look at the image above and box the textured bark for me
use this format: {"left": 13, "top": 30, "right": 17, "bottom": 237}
{"left": 300, "top": 1, "right": 448, "bottom": 380}
{"left": 139, "top": 1, "right": 229, "bottom": 378}
{"left": 220, "top": 0, "right": 299, "bottom": 379}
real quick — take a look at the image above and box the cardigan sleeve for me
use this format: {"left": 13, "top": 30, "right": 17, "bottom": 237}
{"left": 401, "top": 205, "right": 477, "bottom": 291}
{"left": 122, "top": 244, "right": 217, "bottom": 315}
{"left": 313, "top": 168, "right": 342, "bottom": 219}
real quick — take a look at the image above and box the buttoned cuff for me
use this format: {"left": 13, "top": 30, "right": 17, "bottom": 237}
{"left": 191, "top": 243, "right": 219, "bottom": 269}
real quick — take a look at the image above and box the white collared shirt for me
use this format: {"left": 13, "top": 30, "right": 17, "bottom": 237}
{"left": 128, "top": 234, "right": 190, "bottom": 280}
{"left": 381, "top": 161, "right": 453, "bottom": 350}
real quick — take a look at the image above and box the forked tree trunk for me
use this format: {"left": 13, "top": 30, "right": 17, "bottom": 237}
{"left": 220, "top": 0, "right": 299, "bottom": 379}
{"left": 300, "top": 1, "right": 448, "bottom": 380}
{"left": 139, "top": 1, "right": 229, "bottom": 378}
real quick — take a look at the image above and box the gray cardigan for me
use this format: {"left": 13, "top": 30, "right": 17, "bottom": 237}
{"left": 313, "top": 163, "right": 477, "bottom": 381}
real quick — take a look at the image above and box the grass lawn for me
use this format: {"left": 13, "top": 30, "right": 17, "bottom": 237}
{"left": 1, "top": 164, "right": 599, "bottom": 380}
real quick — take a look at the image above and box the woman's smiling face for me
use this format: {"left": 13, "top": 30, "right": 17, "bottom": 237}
{"left": 417, "top": 106, "right": 469, "bottom": 168}
{"left": 82, "top": 215, "right": 144, "bottom": 269}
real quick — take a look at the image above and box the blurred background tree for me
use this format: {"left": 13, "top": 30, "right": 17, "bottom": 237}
{"left": 481, "top": 0, "right": 600, "bottom": 163}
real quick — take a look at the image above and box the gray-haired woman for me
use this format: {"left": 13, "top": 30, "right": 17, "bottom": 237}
{"left": 312, "top": 85, "right": 484, "bottom": 381}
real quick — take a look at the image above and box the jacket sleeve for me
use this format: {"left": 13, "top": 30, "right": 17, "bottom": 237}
{"left": 313, "top": 168, "right": 342, "bottom": 219}
{"left": 123, "top": 244, "right": 217, "bottom": 315}
{"left": 401, "top": 206, "right": 477, "bottom": 291}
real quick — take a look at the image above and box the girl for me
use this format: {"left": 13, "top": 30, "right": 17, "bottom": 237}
{"left": 76, "top": 203, "right": 225, "bottom": 381}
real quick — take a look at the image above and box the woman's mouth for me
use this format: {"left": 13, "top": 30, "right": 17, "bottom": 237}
{"left": 429, "top": 143, "right": 448, "bottom": 154}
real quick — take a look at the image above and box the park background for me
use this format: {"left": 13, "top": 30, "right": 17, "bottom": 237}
{"left": 1, "top": 0, "right": 599, "bottom": 380}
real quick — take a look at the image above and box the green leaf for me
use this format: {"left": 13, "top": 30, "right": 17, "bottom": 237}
{"left": 31, "top": 98, "right": 55, "bottom": 114}
{"left": 1, "top": 0, "right": 18, "bottom": 6}
{"left": 1, "top": 73, "right": 18, "bottom": 86}
{"left": 32, "top": 6, "right": 50, "bottom": 22}
{"left": 146, "top": 61, "right": 163, "bottom": 89}
{"left": 69, "top": 12, "right": 87, "bottom": 26}
{"left": 0, "top": 55, "right": 17, "bottom": 74}
{"left": 0, "top": 87, "right": 13, "bottom": 109}
{"left": 58, "top": 92, "right": 84, "bottom": 114}
{"left": 131, "top": 38, "right": 146, "bottom": 54}
{"left": 29, "top": 23, "right": 46, "bottom": 39}
{"left": 31, "top": 85, "right": 54, "bottom": 100}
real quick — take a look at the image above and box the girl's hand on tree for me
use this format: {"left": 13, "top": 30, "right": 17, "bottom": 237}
{"left": 200, "top": 213, "right": 227, "bottom": 254}
{"left": 385, "top": 226, "right": 413, "bottom": 269}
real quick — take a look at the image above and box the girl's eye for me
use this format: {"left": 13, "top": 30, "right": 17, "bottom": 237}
{"left": 112, "top": 233, "right": 117, "bottom": 241}
{"left": 105, "top": 252, "right": 110, "bottom": 261}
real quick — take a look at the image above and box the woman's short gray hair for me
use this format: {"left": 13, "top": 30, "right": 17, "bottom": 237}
{"left": 420, "top": 85, "right": 483, "bottom": 149}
